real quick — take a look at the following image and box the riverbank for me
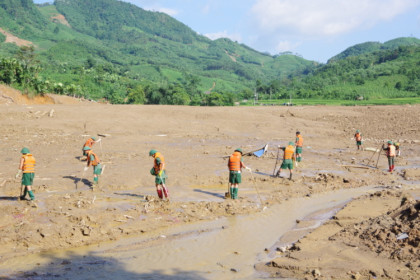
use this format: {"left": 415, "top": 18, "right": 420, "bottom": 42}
{"left": 256, "top": 188, "right": 420, "bottom": 279}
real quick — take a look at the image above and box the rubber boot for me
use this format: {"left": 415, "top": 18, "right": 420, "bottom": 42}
{"left": 233, "top": 188, "right": 238, "bottom": 199}
{"left": 28, "top": 190, "right": 35, "bottom": 200}
{"left": 289, "top": 173, "right": 293, "bottom": 180}
{"left": 93, "top": 176, "right": 99, "bottom": 185}
{"left": 162, "top": 186, "right": 169, "bottom": 198}
{"left": 388, "top": 166, "right": 392, "bottom": 172}
{"left": 297, "top": 157, "right": 301, "bottom": 162}
{"left": 21, "top": 187, "right": 28, "bottom": 200}
{"left": 230, "top": 187, "right": 234, "bottom": 199}
{"left": 392, "top": 165, "right": 395, "bottom": 172}
{"left": 157, "top": 189, "right": 163, "bottom": 199}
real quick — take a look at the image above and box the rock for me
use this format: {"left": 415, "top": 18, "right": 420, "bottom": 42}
{"left": 276, "top": 246, "right": 287, "bottom": 253}
{"left": 49, "top": 109, "right": 55, "bottom": 117}
{"left": 312, "top": 269, "right": 321, "bottom": 277}
{"left": 230, "top": 268, "right": 238, "bottom": 273}
{"left": 82, "top": 227, "right": 91, "bottom": 236}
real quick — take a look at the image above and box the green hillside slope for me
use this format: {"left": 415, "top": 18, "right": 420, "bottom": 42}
{"left": 0, "top": 0, "right": 417, "bottom": 105}
{"left": 0, "top": 0, "right": 314, "bottom": 104}
{"left": 253, "top": 44, "right": 420, "bottom": 103}
{"left": 329, "top": 37, "right": 420, "bottom": 62}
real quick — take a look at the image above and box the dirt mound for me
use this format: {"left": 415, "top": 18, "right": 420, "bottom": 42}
{"left": 335, "top": 196, "right": 420, "bottom": 265}
{"left": 0, "top": 84, "right": 84, "bottom": 105}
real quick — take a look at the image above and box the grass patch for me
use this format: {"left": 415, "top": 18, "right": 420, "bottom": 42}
{"left": 242, "top": 97, "right": 420, "bottom": 106}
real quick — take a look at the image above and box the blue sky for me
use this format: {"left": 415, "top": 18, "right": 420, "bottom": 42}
{"left": 34, "top": 0, "right": 420, "bottom": 63}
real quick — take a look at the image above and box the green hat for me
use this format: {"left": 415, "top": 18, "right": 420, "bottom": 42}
{"left": 149, "top": 149, "right": 157, "bottom": 156}
{"left": 356, "top": 130, "right": 360, "bottom": 133}
{"left": 91, "top": 136, "right": 97, "bottom": 141}
{"left": 234, "top": 148, "right": 243, "bottom": 154}
{"left": 21, "top": 147, "right": 30, "bottom": 154}
{"left": 288, "top": 141, "right": 294, "bottom": 146}
{"left": 387, "top": 140, "right": 392, "bottom": 144}
{"left": 83, "top": 146, "right": 91, "bottom": 151}
{"left": 395, "top": 142, "right": 400, "bottom": 146}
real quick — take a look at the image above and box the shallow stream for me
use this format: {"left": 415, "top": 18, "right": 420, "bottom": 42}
{"left": 1, "top": 186, "right": 380, "bottom": 279}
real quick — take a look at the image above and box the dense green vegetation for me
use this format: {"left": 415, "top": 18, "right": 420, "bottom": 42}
{"left": 0, "top": 0, "right": 419, "bottom": 105}
{"left": 254, "top": 44, "right": 420, "bottom": 102}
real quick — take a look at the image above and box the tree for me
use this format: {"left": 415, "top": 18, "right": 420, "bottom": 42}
{"left": 127, "top": 85, "right": 146, "bottom": 104}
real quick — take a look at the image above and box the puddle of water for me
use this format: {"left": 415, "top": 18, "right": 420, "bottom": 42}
{"left": 0, "top": 186, "right": 378, "bottom": 279}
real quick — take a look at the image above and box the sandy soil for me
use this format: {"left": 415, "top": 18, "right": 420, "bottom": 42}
{"left": 0, "top": 87, "right": 419, "bottom": 278}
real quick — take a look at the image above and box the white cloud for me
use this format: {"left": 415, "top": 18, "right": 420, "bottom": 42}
{"left": 204, "top": 31, "right": 242, "bottom": 42}
{"left": 202, "top": 4, "right": 211, "bottom": 14}
{"left": 275, "top": 41, "right": 301, "bottom": 53}
{"left": 140, "top": 5, "right": 179, "bottom": 16}
{"left": 251, "top": 0, "right": 420, "bottom": 36}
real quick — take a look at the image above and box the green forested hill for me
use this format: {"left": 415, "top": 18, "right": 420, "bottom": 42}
{"left": 255, "top": 44, "right": 420, "bottom": 102}
{"left": 0, "top": 0, "right": 315, "bottom": 104}
{"left": 0, "top": 0, "right": 418, "bottom": 105}
{"left": 329, "top": 37, "right": 420, "bottom": 62}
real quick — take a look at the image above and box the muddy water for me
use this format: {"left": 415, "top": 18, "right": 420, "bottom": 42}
{"left": 1, "top": 187, "right": 379, "bottom": 279}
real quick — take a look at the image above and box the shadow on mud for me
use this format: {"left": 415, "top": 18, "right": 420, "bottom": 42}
{"left": 4, "top": 252, "right": 206, "bottom": 280}
{"left": 0, "top": 196, "right": 18, "bottom": 201}
{"left": 63, "top": 176, "right": 92, "bottom": 188}
{"left": 193, "top": 189, "right": 225, "bottom": 199}
{"left": 253, "top": 171, "right": 275, "bottom": 177}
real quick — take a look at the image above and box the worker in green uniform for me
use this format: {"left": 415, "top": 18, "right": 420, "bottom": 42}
{"left": 227, "top": 148, "right": 251, "bottom": 199}
{"left": 17, "top": 147, "right": 36, "bottom": 200}
{"left": 382, "top": 140, "right": 396, "bottom": 172}
{"left": 149, "top": 149, "right": 169, "bottom": 200}
{"left": 354, "top": 130, "right": 363, "bottom": 150}
{"left": 275, "top": 142, "right": 295, "bottom": 180}
{"left": 83, "top": 146, "right": 102, "bottom": 186}
{"left": 295, "top": 131, "right": 303, "bottom": 162}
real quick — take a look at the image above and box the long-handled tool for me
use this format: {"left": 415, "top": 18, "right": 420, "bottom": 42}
{"left": 248, "top": 169, "right": 265, "bottom": 209}
{"left": 19, "top": 185, "right": 25, "bottom": 200}
{"left": 98, "top": 138, "right": 104, "bottom": 158}
{"left": 375, "top": 143, "right": 384, "bottom": 168}
{"left": 273, "top": 146, "right": 281, "bottom": 176}
{"left": 225, "top": 182, "right": 231, "bottom": 199}
{"left": 367, "top": 144, "right": 381, "bottom": 167}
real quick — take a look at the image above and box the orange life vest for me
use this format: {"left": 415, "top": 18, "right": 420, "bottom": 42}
{"left": 83, "top": 138, "right": 95, "bottom": 149}
{"left": 228, "top": 151, "right": 242, "bottom": 171}
{"left": 387, "top": 145, "right": 396, "bottom": 157}
{"left": 355, "top": 133, "right": 362, "bottom": 141}
{"left": 22, "top": 154, "right": 36, "bottom": 173}
{"left": 153, "top": 152, "right": 165, "bottom": 174}
{"left": 87, "top": 150, "right": 100, "bottom": 166}
{"left": 284, "top": 145, "right": 295, "bottom": 160}
{"left": 296, "top": 135, "right": 303, "bottom": 147}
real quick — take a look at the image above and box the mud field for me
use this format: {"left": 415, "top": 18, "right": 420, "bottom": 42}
{"left": 0, "top": 96, "right": 419, "bottom": 279}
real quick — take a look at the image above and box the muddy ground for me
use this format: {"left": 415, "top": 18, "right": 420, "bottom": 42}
{"left": 0, "top": 90, "right": 419, "bottom": 279}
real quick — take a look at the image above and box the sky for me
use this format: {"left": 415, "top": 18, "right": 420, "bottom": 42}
{"left": 33, "top": 0, "right": 420, "bottom": 63}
